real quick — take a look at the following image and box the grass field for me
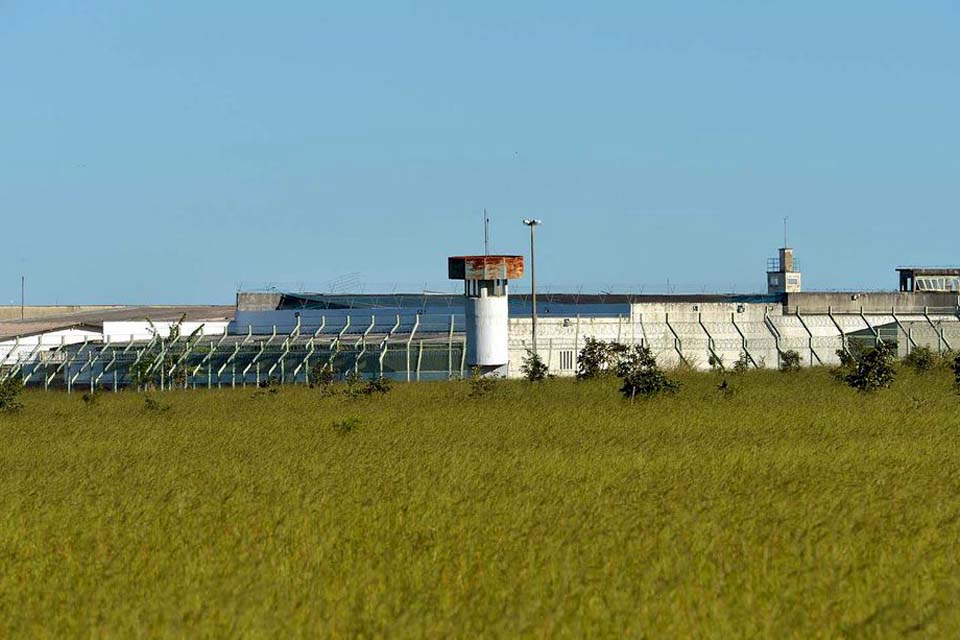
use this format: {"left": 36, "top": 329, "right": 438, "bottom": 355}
{"left": 2, "top": 369, "right": 959, "bottom": 637}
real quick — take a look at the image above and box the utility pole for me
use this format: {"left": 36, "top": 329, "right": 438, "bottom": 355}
{"left": 522, "top": 218, "right": 542, "bottom": 355}
{"left": 484, "top": 209, "right": 490, "bottom": 256}
{"left": 20, "top": 276, "right": 24, "bottom": 320}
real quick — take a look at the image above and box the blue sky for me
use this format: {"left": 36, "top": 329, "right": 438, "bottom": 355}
{"left": 2, "top": 1, "right": 958, "bottom": 304}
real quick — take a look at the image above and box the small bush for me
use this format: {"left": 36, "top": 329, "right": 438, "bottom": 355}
{"left": 0, "top": 378, "right": 24, "bottom": 414}
{"left": 708, "top": 353, "right": 725, "bottom": 372}
{"left": 952, "top": 353, "right": 960, "bottom": 388}
{"left": 576, "top": 338, "right": 629, "bottom": 380}
{"left": 310, "top": 362, "right": 336, "bottom": 390}
{"left": 468, "top": 366, "right": 498, "bottom": 398}
{"left": 717, "top": 378, "right": 736, "bottom": 398}
{"left": 779, "top": 350, "right": 801, "bottom": 373}
{"left": 943, "top": 349, "right": 957, "bottom": 369}
{"left": 332, "top": 416, "right": 361, "bottom": 435}
{"left": 521, "top": 350, "right": 548, "bottom": 382}
{"left": 365, "top": 376, "right": 392, "bottom": 395}
{"left": 832, "top": 347, "right": 858, "bottom": 382}
{"left": 342, "top": 372, "right": 392, "bottom": 398}
{"left": 903, "top": 346, "right": 938, "bottom": 374}
{"left": 258, "top": 377, "right": 280, "bottom": 389}
{"left": 81, "top": 391, "right": 100, "bottom": 407}
{"left": 128, "top": 359, "right": 155, "bottom": 391}
{"left": 842, "top": 342, "right": 897, "bottom": 392}
{"left": 616, "top": 345, "right": 680, "bottom": 401}
{"left": 733, "top": 351, "right": 751, "bottom": 374}
{"left": 143, "top": 395, "right": 171, "bottom": 412}
{"left": 343, "top": 371, "right": 366, "bottom": 398}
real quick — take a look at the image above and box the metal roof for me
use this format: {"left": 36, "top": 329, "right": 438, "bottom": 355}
{"left": 0, "top": 306, "right": 234, "bottom": 341}
{"left": 448, "top": 255, "right": 525, "bottom": 280}
{"left": 896, "top": 267, "right": 960, "bottom": 274}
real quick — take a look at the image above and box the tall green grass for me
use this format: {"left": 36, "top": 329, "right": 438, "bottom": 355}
{"left": 1, "top": 369, "right": 959, "bottom": 637}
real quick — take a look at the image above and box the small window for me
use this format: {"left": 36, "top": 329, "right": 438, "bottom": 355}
{"left": 560, "top": 350, "right": 574, "bottom": 371}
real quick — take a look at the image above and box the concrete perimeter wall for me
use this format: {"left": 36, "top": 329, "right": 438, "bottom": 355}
{"left": 0, "top": 306, "right": 126, "bottom": 321}
{"left": 506, "top": 301, "right": 960, "bottom": 377}
{"left": 785, "top": 292, "right": 960, "bottom": 312}
{"left": 236, "top": 293, "right": 283, "bottom": 311}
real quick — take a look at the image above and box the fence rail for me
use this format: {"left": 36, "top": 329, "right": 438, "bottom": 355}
{"left": 4, "top": 308, "right": 960, "bottom": 390}
{"left": 0, "top": 338, "right": 469, "bottom": 391}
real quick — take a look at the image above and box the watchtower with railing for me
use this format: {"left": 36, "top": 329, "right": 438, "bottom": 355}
{"left": 767, "top": 247, "right": 802, "bottom": 294}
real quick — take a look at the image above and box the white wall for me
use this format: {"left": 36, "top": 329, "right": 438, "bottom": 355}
{"left": 502, "top": 302, "right": 960, "bottom": 376}
{"left": 505, "top": 302, "right": 784, "bottom": 375}
{"left": 101, "top": 320, "right": 228, "bottom": 343}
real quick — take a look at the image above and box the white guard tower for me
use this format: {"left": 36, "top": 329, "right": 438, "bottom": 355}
{"left": 448, "top": 255, "right": 524, "bottom": 375}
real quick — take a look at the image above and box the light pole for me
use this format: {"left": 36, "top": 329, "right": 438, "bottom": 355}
{"left": 522, "top": 218, "right": 542, "bottom": 355}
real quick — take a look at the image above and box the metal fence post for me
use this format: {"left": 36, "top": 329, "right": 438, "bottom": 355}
{"left": 447, "top": 314, "right": 455, "bottom": 378}
{"left": 416, "top": 340, "right": 424, "bottom": 382}
{"left": 406, "top": 314, "right": 419, "bottom": 382}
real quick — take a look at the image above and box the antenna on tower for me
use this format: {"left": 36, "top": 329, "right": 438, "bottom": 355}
{"left": 783, "top": 216, "right": 788, "bottom": 248}
{"left": 484, "top": 209, "right": 490, "bottom": 255}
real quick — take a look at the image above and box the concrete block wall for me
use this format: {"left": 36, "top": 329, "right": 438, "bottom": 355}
{"left": 507, "top": 315, "right": 630, "bottom": 377}
{"left": 772, "top": 315, "right": 840, "bottom": 366}
{"left": 235, "top": 292, "right": 284, "bottom": 311}
{"left": 898, "top": 316, "right": 960, "bottom": 355}
{"left": 785, "top": 291, "right": 960, "bottom": 313}
{"left": 506, "top": 302, "right": 785, "bottom": 376}
{"left": 505, "top": 302, "right": 960, "bottom": 377}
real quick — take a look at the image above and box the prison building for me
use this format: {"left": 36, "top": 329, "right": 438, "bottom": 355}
{"left": 897, "top": 267, "right": 960, "bottom": 293}
{"left": 3, "top": 250, "right": 960, "bottom": 388}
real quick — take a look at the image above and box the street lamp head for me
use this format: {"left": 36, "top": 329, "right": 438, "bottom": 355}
{"left": 522, "top": 218, "right": 542, "bottom": 226}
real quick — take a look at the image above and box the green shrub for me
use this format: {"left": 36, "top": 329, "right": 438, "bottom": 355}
{"left": 0, "top": 377, "right": 24, "bottom": 414}
{"left": 258, "top": 377, "right": 280, "bottom": 389}
{"left": 128, "top": 359, "right": 155, "bottom": 390}
{"left": 708, "top": 353, "right": 725, "bottom": 372}
{"left": 952, "top": 353, "right": 960, "bottom": 387}
{"left": 903, "top": 346, "right": 938, "bottom": 374}
{"left": 365, "top": 376, "right": 392, "bottom": 395}
{"left": 832, "top": 348, "right": 858, "bottom": 382}
{"left": 310, "top": 361, "right": 336, "bottom": 386}
{"left": 842, "top": 342, "right": 897, "bottom": 392}
{"left": 616, "top": 345, "right": 680, "bottom": 401}
{"left": 779, "top": 350, "right": 801, "bottom": 373}
{"left": 343, "top": 372, "right": 392, "bottom": 398}
{"left": 576, "top": 338, "right": 629, "bottom": 380}
{"left": 143, "top": 395, "right": 171, "bottom": 412}
{"left": 521, "top": 350, "right": 548, "bottom": 382}
{"left": 343, "top": 371, "right": 366, "bottom": 398}
{"left": 332, "top": 416, "right": 361, "bottom": 434}
{"left": 733, "top": 351, "right": 751, "bottom": 374}
{"left": 468, "top": 366, "right": 498, "bottom": 398}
